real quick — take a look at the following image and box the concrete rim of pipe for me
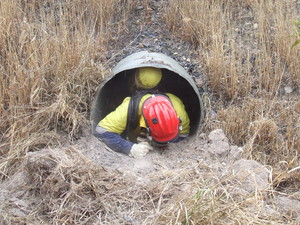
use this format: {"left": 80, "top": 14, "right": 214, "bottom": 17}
{"left": 91, "top": 51, "right": 205, "bottom": 138}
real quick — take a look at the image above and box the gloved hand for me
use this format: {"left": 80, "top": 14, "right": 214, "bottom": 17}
{"left": 129, "top": 142, "right": 153, "bottom": 158}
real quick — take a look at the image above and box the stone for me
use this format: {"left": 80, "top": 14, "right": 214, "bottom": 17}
{"left": 229, "top": 145, "right": 244, "bottom": 160}
{"left": 207, "top": 141, "right": 230, "bottom": 157}
{"left": 208, "top": 129, "right": 228, "bottom": 142}
{"left": 231, "top": 159, "right": 270, "bottom": 193}
{"left": 275, "top": 196, "right": 300, "bottom": 215}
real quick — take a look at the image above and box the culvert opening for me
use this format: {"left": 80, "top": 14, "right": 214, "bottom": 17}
{"left": 91, "top": 51, "right": 204, "bottom": 139}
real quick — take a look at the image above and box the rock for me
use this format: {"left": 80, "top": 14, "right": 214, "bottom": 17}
{"left": 194, "top": 77, "right": 203, "bottom": 88}
{"left": 207, "top": 140, "right": 230, "bottom": 157}
{"left": 210, "top": 110, "right": 217, "bottom": 118}
{"left": 263, "top": 204, "right": 281, "bottom": 218}
{"left": 207, "top": 129, "right": 231, "bottom": 157}
{"left": 198, "top": 132, "right": 207, "bottom": 140}
{"left": 208, "top": 129, "right": 228, "bottom": 142}
{"left": 231, "top": 159, "right": 270, "bottom": 193}
{"left": 284, "top": 85, "right": 293, "bottom": 94}
{"left": 275, "top": 196, "right": 300, "bottom": 217}
{"left": 229, "top": 145, "right": 244, "bottom": 160}
{"left": 143, "top": 41, "right": 151, "bottom": 47}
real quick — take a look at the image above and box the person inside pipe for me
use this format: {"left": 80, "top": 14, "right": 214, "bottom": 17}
{"left": 94, "top": 67, "right": 190, "bottom": 158}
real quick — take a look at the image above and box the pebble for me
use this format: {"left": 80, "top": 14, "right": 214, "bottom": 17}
{"left": 284, "top": 86, "right": 293, "bottom": 94}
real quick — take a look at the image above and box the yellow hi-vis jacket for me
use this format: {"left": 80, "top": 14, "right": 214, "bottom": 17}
{"left": 99, "top": 93, "right": 190, "bottom": 136}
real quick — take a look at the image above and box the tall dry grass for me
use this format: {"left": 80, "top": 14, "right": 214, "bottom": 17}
{"left": 164, "top": 1, "right": 300, "bottom": 222}
{"left": 165, "top": 0, "right": 300, "bottom": 171}
{"left": 0, "top": 0, "right": 139, "bottom": 177}
{"left": 1, "top": 0, "right": 300, "bottom": 224}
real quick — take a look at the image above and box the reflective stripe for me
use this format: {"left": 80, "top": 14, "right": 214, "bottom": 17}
{"left": 95, "top": 125, "right": 107, "bottom": 134}
{"left": 94, "top": 125, "right": 133, "bottom": 155}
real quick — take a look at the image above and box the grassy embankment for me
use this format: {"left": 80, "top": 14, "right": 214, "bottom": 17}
{"left": 166, "top": 0, "right": 300, "bottom": 182}
{"left": 163, "top": 0, "right": 300, "bottom": 223}
{"left": 0, "top": 0, "right": 299, "bottom": 224}
{"left": 0, "top": 0, "right": 137, "bottom": 175}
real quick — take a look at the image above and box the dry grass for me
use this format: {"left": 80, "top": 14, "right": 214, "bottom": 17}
{"left": 1, "top": 0, "right": 300, "bottom": 224}
{"left": 24, "top": 147, "right": 142, "bottom": 224}
{"left": 0, "top": 147, "right": 218, "bottom": 225}
{"left": 4, "top": 146, "right": 286, "bottom": 225}
{"left": 158, "top": 184, "right": 279, "bottom": 225}
{"left": 1, "top": 147, "right": 146, "bottom": 224}
{"left": 165, "top": 0, "right": 300, "bottom": 177}
{"left": 0, "top": 0, "right": 140, "bottom": 177}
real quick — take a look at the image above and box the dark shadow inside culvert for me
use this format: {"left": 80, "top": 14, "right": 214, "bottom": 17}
{"left": 91, "top": 51, "right": 204, "bottom": 138}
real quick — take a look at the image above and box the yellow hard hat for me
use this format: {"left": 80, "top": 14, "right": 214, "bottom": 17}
{"left": 135, "top": 67, "right": 162, "bottom": 89}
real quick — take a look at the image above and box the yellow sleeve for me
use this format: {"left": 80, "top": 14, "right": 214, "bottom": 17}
{"left": 166, "top": 93, "right": 190, "bottom": 135}
{"left": 98, "top": 97, "right": 130, "bottom": 134}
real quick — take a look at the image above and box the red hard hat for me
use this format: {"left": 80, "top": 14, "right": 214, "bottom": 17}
{"left": 142, "top": 94, "right": 179, "bottom": 144}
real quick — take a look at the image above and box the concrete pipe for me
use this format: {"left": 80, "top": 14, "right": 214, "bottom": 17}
{"left": 91, "top": 51, "right": 204, "bottom": 137}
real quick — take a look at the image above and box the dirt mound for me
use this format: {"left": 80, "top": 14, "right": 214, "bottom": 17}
{"left": 1, "top": 128, "right": 299, "bottom": 224}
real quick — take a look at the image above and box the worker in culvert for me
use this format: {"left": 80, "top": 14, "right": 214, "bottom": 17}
{"left": 94, "top": 67, "right": 190, "bottom": 158}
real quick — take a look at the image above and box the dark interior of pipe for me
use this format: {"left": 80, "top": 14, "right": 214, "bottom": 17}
{"left": 92, "top": 68, "right": 201, "bottom": 135}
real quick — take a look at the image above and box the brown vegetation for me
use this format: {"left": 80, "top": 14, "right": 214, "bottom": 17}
{"left": 0, "top": 0, "right": 299, "bottom": 224}
{"left": 0, "top": 0, "right": 134, "bottom": 176}
{"left": 165, "top": 0, "right": 300, "bottom": 184}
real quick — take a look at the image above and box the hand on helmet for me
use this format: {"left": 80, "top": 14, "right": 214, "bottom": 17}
{"left": 129, "top": 142, "right": 153, "bottom": 158}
